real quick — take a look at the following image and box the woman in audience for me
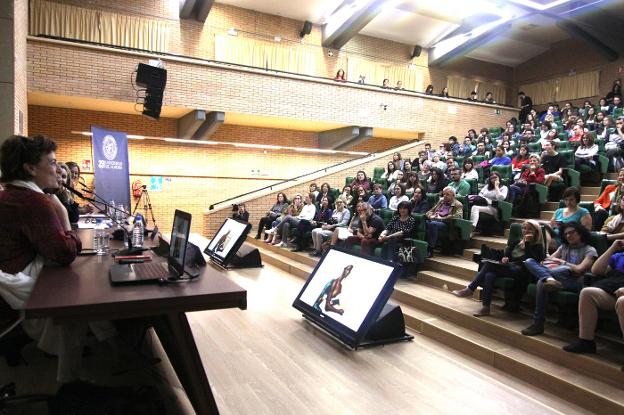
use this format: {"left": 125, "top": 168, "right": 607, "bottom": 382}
{"left": 402, "top": 160, "right": 413, "bottom": 175}
{"left": 409, "top": 187, "right": 431, "bottom": 214}
{"left": 266, "top": 193, "right": 303, "bottom": 245}
{"left": 291, "top": 196, "right": 332, "bottom": 252}
{"left": 439, "top": 87, "right": 449, "bottom": 98}
{"left": 339, "top": 185, "right": 353, "bottom": 206}
{"left": 418, "top": 161, "right": 432, "bottom": 183}
{"left": 601, "top": 197, "right": 624, "bottom": 240}
{"left": 378, "top": 201, "right": 416, "bottom": 262}
{"left": 594, "top": 168, "right": 624, "bottom": 231}
{"left": 502, "top": 141, "right": 514, "bottom": 158}
{"left": 351, "top": 185, "right": 368, "bottom": 211}
{"left": 388, "top": 170, "right": 405, "bottom": 193}
{"left": 381, "top": 161, "right": 398, "bottom": 182}
{"left": 55, "top": 163, "right": 79, "bottom": 224}
{"left": 309, "top": 183, "right": 319, "bottom": 199}
{"left": 349, "top": 171, "right": 371, "bottom": 192}
{"left": 468, "top": 129, "right": 478, "bottom": 141}
{"left": 526, "top": 113, "right": 538, "bottom": 130}
{"left": 388, "top": 184, "right": 409, "bottom": 211}
{"left": 508, "top": 155, "right": 545, "bottom": 205}
{"left": 256, "top": 192, "right": 289, "bottom": 239}
{"left": 538, "top": 128, "right": 560, "bottom": 148}
{"left": 316, "top": 182, "right": 334, "bottom": 205}
{"left": 522, "top": 222, "right": 598, "bottom": 336}
{"left": 541, "top": 141, "right": 567, "bottom": 187}
{"left": 425, "top": 85, "right": 434, "bottom": 95}
{"left": 563, "top": 239, "right": 624, "bottom": 354}
{"left": 511, "top": 145, "right": 530, "bottom": 178}
{"left": 233, "top": 203, "right": 249, "bottom": 223}
{"left": 461, "top": 158, "right": 479, "bottom": 181}
{"left": 453, "top": 220, "right": 545, "bottom": 316}
{"left": 584, "top": 106, "right": 597, "bottom": 130}
{"left": 605, "top": 118, "right": 624, "bottom": 166}
{"left": 329, "top": 202, "right": 364, "bottom": 248}
{"left": 549, "top": 187, "right": 592, "bottom": 244}
{"left": 574, "top": 133, "right": 599, "bottom": 171}
{"left": 426, "top": 167, "right": 447, "bottom": 195}
{"left": 539, "top": 121, "right": 551, "bottom": 140}
{"left": 405, "top": 172, "right": 420, "bottom": 194}
{"left": 392, "top": 152, "right": 404, "bottom": 171}
{"left": 273, "top": 193, "right": 316, "bottom": 248}
{"left": 598, "top": 97, "right": 610, "bottom": 113}
{"left": 430, "top": 154, "right": 446, "bottom": 171}
{"left": 381, "top": 78, "right": 390, "bottom": 89}
{"left": 309, "top": 199, "right": 351, "bottom": 257}
{"left": 469, "top": 171, "right": 508, "bottom": 230}
{"left": 425, "top": 187, "right": 463, "bottom": 257}
{"left": 334, "top": 69, "right": 346, "bottom": 82}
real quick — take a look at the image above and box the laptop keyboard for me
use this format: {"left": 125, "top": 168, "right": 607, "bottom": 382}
{"left": 132, "top": 261, "right": 170, "bottom": 280}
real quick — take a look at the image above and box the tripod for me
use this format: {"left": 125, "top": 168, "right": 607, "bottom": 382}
{"left": 132, "top": 185, "right": 158, "bottom": 232}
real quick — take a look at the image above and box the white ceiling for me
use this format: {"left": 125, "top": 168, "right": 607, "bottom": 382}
{"left": 214, "top": 0, "right": 621, "bottom": 67}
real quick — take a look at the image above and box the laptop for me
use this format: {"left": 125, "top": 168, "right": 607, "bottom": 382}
{"left": 110, "top": 209, "right": 192, "bottom": 285}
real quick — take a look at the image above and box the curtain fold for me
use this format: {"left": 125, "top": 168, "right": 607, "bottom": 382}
{"left": 476, "top": 81, "right": 506, "bottom": 104}
{"left": 447, "top": 76, "right": 478, "bottom": 99}
{"left": 29, "top": 0, "right": 170, "bottom": 52}
{"left": 520, "top": 70, "right": 600, "bottom": 105}
{"left": 346, "top": 56, "right": 424, "bottom": 91}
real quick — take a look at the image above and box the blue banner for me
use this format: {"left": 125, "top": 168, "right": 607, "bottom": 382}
{"left": 91, "top": 126, "right": 131, "bottom": 210}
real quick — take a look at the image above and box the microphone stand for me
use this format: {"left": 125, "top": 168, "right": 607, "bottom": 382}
{"left": 67, "top": 187, "right": 146, "bottom": 255}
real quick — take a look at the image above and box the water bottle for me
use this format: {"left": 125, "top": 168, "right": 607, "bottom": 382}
{"left": 116, "top": 204, "right": 125, "bottom": 223}
{"left": 93, "top": 220, "right": 108, "bottom": 255}
{"left": 109, "top": 200, "right": 116, "bottom": 219}
{"left": 132, "top": 214, "right": 144, "bottom": 248}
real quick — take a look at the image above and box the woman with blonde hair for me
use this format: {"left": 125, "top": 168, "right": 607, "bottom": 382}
{"left": 453, "top": 220, "right": 545, "bottom": 316}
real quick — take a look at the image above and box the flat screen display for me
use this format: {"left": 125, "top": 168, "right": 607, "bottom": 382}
{"left": 292, "top": 246, "right": 400, "bottom": 347}
{"left": 169, "top": 210, "right": 191, "bottom": 271}
{"left": 204, "top": 218, "right": 252, "bottom": 267}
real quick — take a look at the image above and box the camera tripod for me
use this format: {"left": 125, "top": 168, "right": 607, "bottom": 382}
{"left": 132, "top": 185, "right": 158, "bottom": 231}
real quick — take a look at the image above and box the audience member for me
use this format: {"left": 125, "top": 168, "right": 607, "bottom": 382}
{"left": 381, "top": 78, "right": 390, "bottom": 89}
{"left": 483, "top": 92, "right": 495, "bottom": 104}
{"left": 439, "top": 87, "right": 449, "bottom": 98}
{"left": 601, "top": 197, "right": 624, "bottom": 240}
{"left": 563, "top": 239, "right": 624, "bottom": 354}
{"left": 405, "top": 172, "right": 420, "bottom": 194}
{"left": 469, "top": 172, "right": 508, "bottom": 230}
{"left": 368, "top": 183, "right": 388, "bottom": 212}
{"left": 574, "top": 133, "right": 598, "bottom": 171}
{"left": 349, "top": 171, "right": 371, "bottom": 192}
{"left": 291, "top": 196, "right": 332, "bottom": 252}
{"left": 448, "top": 168, "right": 470, "bottom": 197}
{"left": 453, "top": 220, "right": 545, "bottom": 316}
{"left": 329, "top": 202, "right": 363, "bottom": 248}
{"left": 508, "top": 155, "right": 545, "bottom": 205}
{"left": 378, "top": 201, "right": 416, "bottom": 262}
{"left": 344, "top": 202, "right": 385, "bottom": 255}
{"left": 518, "top": 91, "right": 533, "bottom": 123}
{"left": 233, "top": 203, "right": 249, "bottom": 223}
{"left": 418, "top": 161, "right": 432, "bottom": 182}
{"left": 549, "top": 187, "right": 592, "bottom": 244}
{"left": 388, "top": 184, "right": 409, "bottom": 211}
{"left": 316, "top": 182, "right": 334, "bottom": 205}
{"left": 334, "top": 69, "right": 346, "bottom": 82}
{"left": 310, "top": 199, "right": 351, "bottom": 257}
{"left": 426, "top": 167, "right": 447, "bottom": 195}
{"left": 425, "top": 187, "right": 463, "bottom": 257}
{"left": 541, "top": 141, "right": 567, "bottom": 187}
{"left": 392, "top": 152, "right": 405, "bottom": 170}
{"left": 461, "top": 158, "right": 479, "bottom": 181}
{"left": 273, "top": 193, "right": 316, "bottom": 248}
{"left": 606, "top": 79, "right": 622, "bottom": 103}
{"left": 522, "top": 222, "right": 597, "bottom": 336}
{"left": 339, "top": 185, "right": 353, "bottom": 206}
{"left": 410, "top": 187, "right": 431, "bottom": 214}
{"left": 467, "top": 91, "right": 478, "bottom": 102}
{"left": 594, "top": 168, "right": 624, "bottom": 231}
{"left": 395, "top": 80, "right": 404, "bottom": 90}
{"left": 266, "top": 193, "right": 303, "bottom": 245}
{"left": 309, "top": 183, "right": 319, "bottom": 199}
{"left": 256, "top": 192, "right": 289, "bottom": 239}
{"left": 512, "top": 145, "right": 530, "bottom": 177}
{"left": 425, "top": 84, "right": 434, "bottom": 95}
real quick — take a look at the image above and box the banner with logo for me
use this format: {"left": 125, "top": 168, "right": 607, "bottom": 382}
{"left": 91, "top": 126, "right": 131, "bottom": 210}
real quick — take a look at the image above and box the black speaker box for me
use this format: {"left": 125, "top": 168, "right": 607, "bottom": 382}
{"left": 411, "top": 45, "right": 422, "bottom": 59}
{"left": 230, "top": 242, "right": 262, "bottom": 268}
{"left": 364, "top": 303, "right": 407, "bottom": 341}
{"left": 300, "top": 20, "right": 313, "bottom": 37}
{"left": 136, "top": 63, "right": 167, "bottom": 90}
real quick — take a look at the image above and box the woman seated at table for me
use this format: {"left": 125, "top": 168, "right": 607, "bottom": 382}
{"left": 55, "top": 162, "right": 80, "bottom": 224}
{"left": 0, "top": 135, "right": 119, "bottom": 382}
{"left": 453, "top": 220, "right": 545, "bottom": 316}
{"left": 65, "top": 161, "right": 93, "bottom": 214}
{"left": 548, "top": 187, "right": 592, "bottom": 248}
{"left": 377, "top": 201, "right": 416, "bottom": 262}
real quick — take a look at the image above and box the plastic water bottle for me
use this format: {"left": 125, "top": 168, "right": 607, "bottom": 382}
{"left": 109, "top": 200, "right": 116, "bottom": 219}
{"left": 116, "top": 204, "right": 125, "bottom": 223}
{"left": 93, "top": 220, "right": 108, "bottom": 255}
{"left": 132, "top": 214, "right": 144, "bottom": 248}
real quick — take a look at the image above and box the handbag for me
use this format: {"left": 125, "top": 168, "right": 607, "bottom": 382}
{"left": 468, "top": 195, "right": 489, "bottom": 206}
{"left": 398, "top": 246, "right": 418, "bottom": 263}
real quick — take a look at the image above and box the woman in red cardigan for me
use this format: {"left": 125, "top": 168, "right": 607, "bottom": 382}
{"left": 594, "top": 168, "right": 624, "bottom": 230}
{"left": 508, "top": 154, "right": 545, "bottom": 206}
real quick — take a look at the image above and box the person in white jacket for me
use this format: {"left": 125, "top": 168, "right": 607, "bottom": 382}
{"left": 574, "top": 133, "right": 599, "bottom": 171}
{"left": 470, "top": 172, "right": 508, "bottom": 229}
{"left": 274, "top": 193, "right": 316, "bottom": 247}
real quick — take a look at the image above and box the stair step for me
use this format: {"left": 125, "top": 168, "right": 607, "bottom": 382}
{"left": 392, "top": 282, "right": 624, "bottom": 392}
{"left": 606, "top": 172, "right": 618, "bottom": 180}
{"left": 247, "top": 240, "right": 314, "bottom": 280}
{"left": 582, "top": 186, "right": 600, "bottom": 196}
{"left": 247, "top": 236, "right": 319, "bottom": 267}
{"left": 469, "top": 235, "right": 507, "bottom": 250}
{"left": 424, "top": 255, "right": 478, "bottom": 280}
{"left": 416, "top": 270, "right": 481, "bottom": 300}
{"left": 580, "top": 194, "right": 595, "bottom": 201}
{"left": 395, "top": 298, "right": 624, "bottom": 414}
{"left": 544, "top": 202, "right": 559, "bottom": 210}
{"left": 540, "top": 210, "right": 554, "bottom": 220}
{"left": 462, "top": 248, "right": 480, "bottom": 261}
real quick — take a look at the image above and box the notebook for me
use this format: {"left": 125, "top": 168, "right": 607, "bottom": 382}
{"left": 109, "top": 209, "right": 192, "bottom": 285}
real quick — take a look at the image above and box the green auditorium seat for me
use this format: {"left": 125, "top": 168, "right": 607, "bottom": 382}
{"left": 345, "top": 176, "right": 354, "bottom": 186}
{"left": 465, "top": 178, "right": 478, "bottom": 195}
{"left": 527, "top": 142, "right": 541, "bottom": 153}
{"left": 379, "top": 208, "right": 395, "bottom": 225}
{"left": 373, "top": 167, "right": 385, "bottom": 179}
{"left": 614, "top": 108, "right": 623, "bottom": 118}
{"left": 491, "top": 165, "right": 513, "bottom": 183}
{"left": 489, "top": 127, "right": 502, "bottom": 136}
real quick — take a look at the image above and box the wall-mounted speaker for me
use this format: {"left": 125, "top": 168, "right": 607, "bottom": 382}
{"left": 411, "top": 45, "right": 422, "bottom": 59}
{"left": 300, "top": 20, "right": 313, "bottom": 38}
{"left": 136, "top": 63, "right": 167, "bottom": 120}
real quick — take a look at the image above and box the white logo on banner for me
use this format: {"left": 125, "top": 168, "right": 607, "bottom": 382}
{"left": 102, "top": 135, "right": 118, "bottom": 161}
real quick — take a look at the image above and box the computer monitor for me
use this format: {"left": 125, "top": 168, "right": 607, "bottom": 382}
{"left": 204, "top": 218, "right": 252, "bottom": 268}
{"left": 168, "top": 209, "right": 192, "bottom": 275}
{"left": 292, "top": 246, "right": 401, "bottom": 348}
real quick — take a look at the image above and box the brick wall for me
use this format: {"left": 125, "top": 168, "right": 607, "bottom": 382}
{"left": 27, "top": 39, "right": 518, "bottom": 147}
{"left": 36, "top": 0, "right": 513, "bottom": 100}
{"left": 28, "top": 105, "right": 404, "bottom": 234}
{"left": 14, "top": 0, "right": 28, "bottom": 135}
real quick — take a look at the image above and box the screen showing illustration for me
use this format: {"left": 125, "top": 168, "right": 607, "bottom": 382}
{"left": 205, "top": 218, "right": 251, "bottom": 265}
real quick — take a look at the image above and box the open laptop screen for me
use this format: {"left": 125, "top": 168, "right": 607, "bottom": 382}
{"left": 168, "top": 210, "right": 192, "bottom": 273}
{"left": 204, "top": 218, "right": 251, "bottom": 267}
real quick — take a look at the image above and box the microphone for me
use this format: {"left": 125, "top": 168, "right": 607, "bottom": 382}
{"left": 65, "top": 186, "right": 94, "bottom": 202}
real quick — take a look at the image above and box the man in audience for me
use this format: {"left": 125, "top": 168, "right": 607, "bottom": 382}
{"left": 447, "top": 168, "right": 471, "bottom": 197}
{"left": 424, "top": 143, "right": 435, "bottom": 160}
{"left": 425, "top": 187, "right": 463, "bottom": 257}
{"left": 467, "top": 91, "right": 478, "bottom": 102}
{"left": 473, "top": 142, "right": 490, "bottom": 159}
{"left": 368, "top": 183, "right": 388, "bottom": 213}
{"left": 520, "top": 129, "right": 535, "bottom": 145}
{"left": 444, "top": 157, "right": 459, "bottom": 179}
{"left": 483, "top": 92, "right": 495, "bottom": 104}
{"left": 395, "top": 80, "right": 404, "bottom": 91}
{"left": 448, "top": 136, "right": 461, "bottom": 156}
{"left": 563, "top": 239, "right": 624, "bottom": 355}
{"left": 344, "top": 202, "right": 385, "bottom": 255}
{"left": 518, "top": 91, "right": 533, "bottom": 123}
{"left": 489, "top": 145, "right": 512, "bottom": 166}
{"left": 541, "top": 141, "right": 567, "bottom": 187}
{"left": 610, "top": 95, "right": 622, "bottom": 115}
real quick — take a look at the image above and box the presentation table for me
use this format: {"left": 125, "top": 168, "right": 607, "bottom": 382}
{"left": 24, "top": 230, "right": 247, "bottom": 415}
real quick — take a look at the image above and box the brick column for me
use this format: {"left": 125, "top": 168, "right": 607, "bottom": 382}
{"left": 0, "top": 0, "right": 28, "bottom": 145}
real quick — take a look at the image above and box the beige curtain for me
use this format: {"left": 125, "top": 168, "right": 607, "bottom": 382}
{"left": 267, "top": 42, "right": 318, "bottom": 76}
{"left": 346, "top": 56, "right": 386, "bottom": 86}
{"left": 215, "top": 35, "right": 267, "bottom": 68}
{"left": 476, "top": 81, "right": 506, "bottom": 104}
{"left": 519, "top": 79, "right": 558, "bottom": 105}
{"left": 384, "top": 65, "right": 424, "bottom": 91}
{"left": 556, "top": 71, "right": 600, "bottom": 102}
{"left": 447, "top": 76, "right": 478, "bottom": 99}
{"left": 30, "top": 0, "right": 170, "bottom": 52}
{"left": 347, "top": 56, "right": 424, "bottom": 90}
